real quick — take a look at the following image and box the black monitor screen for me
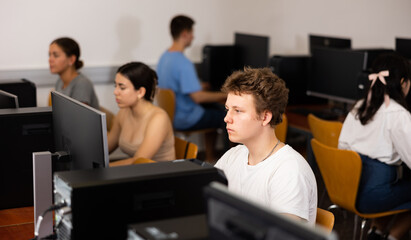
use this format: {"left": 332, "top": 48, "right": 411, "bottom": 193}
{"left": 307, "top": 48, "right": 367, "bottom": 104}
{"left": 309, "top": 34, "right": 351, "bottom": 54}
{"left": 202, "top": 45, "right": 241, "bottom": 91}
{"left": 52, "top": 91, "right": 109, "bottom": 170}
{"left": 395, "top": 38, "right": 411, "bottom": 59}
{"left": 0, "top": 107, "right": 53, "bottom": 209}
{"left": 235, "top": 33, "right": 269, "bottom": 68}
{"left": 0, "top": 90, "right": 18, "bottom": 109}
{"left": 0, "top": 79, "right": 36, "bottom": 107}
{"left": 204, "top": 182, "right": 337, "bottom": 240}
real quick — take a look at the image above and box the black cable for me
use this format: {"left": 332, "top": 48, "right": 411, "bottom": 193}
{"left": 31, "top": 202, "right": 67, "bottom": 240}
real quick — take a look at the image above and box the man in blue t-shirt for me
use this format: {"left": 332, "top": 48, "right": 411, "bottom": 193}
{"left": 157, "top": 15, "right": 227, "bottom": 162}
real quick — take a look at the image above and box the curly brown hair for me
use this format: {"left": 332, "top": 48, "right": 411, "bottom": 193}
{"left": 222, "top": 67, "right": 289, "bottom": 127}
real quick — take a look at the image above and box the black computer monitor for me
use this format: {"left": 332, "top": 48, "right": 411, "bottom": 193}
{"left": 395, "top": 37, "right": 411, "bottom": 60}
{"left": 202, "top": 45, "right": 241, "bottom": 91}
{"left": 51, "top": 91, "right": 109, "bottom": 170}
{"left": 309, "top": 34, "right": 351, "bottom": 54}
{"left": 0, "top": 89, "right": 19, "bottom": 109}
{"left": 0, "top": 79, "right": 36, "bottom": 107}
{"left": 307, "top": 48, "right": 367, "bottom": 105}
{"left": 235, "top": 32, "right": 269, "bottom": 68}
{"left": 204, "top": 182, "right": 337, "bottom": 240}
{"left": 0, "top": 107, "right": 54, "bottom": 210}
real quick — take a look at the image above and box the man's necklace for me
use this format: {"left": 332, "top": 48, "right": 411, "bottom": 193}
{"left": 261, "top": 139, "right": 280, "bottom": 162}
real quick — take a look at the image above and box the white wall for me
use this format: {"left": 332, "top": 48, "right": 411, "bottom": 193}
{"left": 2, "top": 0, "right": 411, "bottom": 151}
{"left": 1, "top": 0, "right": 411, "bottom": 70}
{"left": 2, "top": 0, "right": 411, "bottom": 112}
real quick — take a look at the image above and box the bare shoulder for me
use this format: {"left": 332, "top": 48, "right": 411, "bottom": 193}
{"left": 149, "top": 106, "right": 171, "bottom": 123}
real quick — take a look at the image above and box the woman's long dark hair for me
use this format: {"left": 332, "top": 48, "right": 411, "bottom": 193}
{"left": 356, "top": 53, "right": 411, "bottom": 124}
{"left": 117, "top": 62, "right": 158, "bottom": 102}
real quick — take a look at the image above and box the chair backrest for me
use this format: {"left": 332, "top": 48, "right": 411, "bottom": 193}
{"left": 100, "top": 106, "right": 115, "bottom": 132}
{"left": 156, "top": 88, "right": 175, "bottom": 121}
{"left": 311, "top": 138, "right": 362, "bottom": 213}
{"left": 275, "top": 114, "right": 288, "bottom": 143}
{"left": 48, "top": 92, "right": 52, "bottom": 106}
{"left": 316, "top": 207, "right": 335, "bottom": 233}
{"left": 307, "top": 113, "right": 343, "bottom": 148}
{"left": 174, "top": 136, "right": 198, "bottom": 159}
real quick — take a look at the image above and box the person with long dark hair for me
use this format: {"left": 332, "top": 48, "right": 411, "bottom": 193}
{"left": 339, "top": 53, "right": 411, "bottom": 240}
{"left": 108, "top": 62, "right": 175, "bottom": 166}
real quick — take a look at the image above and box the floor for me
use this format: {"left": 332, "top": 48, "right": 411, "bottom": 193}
{"left": 197, "top": 129, "right": 411, "bottom": 240}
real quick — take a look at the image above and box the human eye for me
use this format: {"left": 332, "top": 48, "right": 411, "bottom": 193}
{"left": 119, "top": 84, "right": 126, "bottom": 90}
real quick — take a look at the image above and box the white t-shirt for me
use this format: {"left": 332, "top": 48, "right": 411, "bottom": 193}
{"left": 338, "top": 100, "right": 411, "bottom": 168}
{"left": 215, "top": 144, "right": 318, "bottom": 224}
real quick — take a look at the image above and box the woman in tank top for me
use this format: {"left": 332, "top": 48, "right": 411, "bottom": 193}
{"left": 108, "top": 62, "right": 175, "bottom": 166}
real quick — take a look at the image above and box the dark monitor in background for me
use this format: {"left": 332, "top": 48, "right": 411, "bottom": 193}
{"left": 309, "top": 34, "right": 351, "bottom": 54}
{"left": 0, "top": 79, "right": 36, "bottom": 107}
{"left": 204, "top": 182, "right": 338, "bottom": 240}
{"left": 0, "top": 90, "right": 19, "bottom": 109}
{"left": 51, "top": 91, "right": 109, "bottom": 170}
{"left": 269, "top": 55, "right": 327, "bottom": 105}
{"left": 395, "top": 37, "right": 411, "bottom": 60}
{"left": 0, "top": 107, "right": 54, "bottom": 209}
{"left": 307, "top": 48, "right": 367, "bottom": 105}
{"left": 353, "top": 48, "right": 395, "bottom": 72}
{"left": 202, "top": 45, "right": 241, "bottom": 91}
{"left": 235, "top": 32, "right": 269, "bottom": 68}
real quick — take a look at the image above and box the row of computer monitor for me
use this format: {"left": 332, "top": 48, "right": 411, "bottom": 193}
{"left": 0, "top": 91, "right": 108, "bottom": 210}
{"left": 203, "top": 33, "right": 411, "bottom": 106}
{"left": 310, "top": 34, "right": 411, "bottom": 59}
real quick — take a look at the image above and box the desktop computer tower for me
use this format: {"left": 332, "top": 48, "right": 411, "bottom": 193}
{"left": 269, "top": 55, "right": 326, "bottom": 105}
{"left": 0, "top": 107, "right": 54, "bottom": 209}
{"left": 202, "top": 45, "right": 241, "bottom": 91}
{"left": 53, "top": 160, "right": 227, "bottom": 240}
{"left": 0, "top": 79, "right": 37, "bottom": 107}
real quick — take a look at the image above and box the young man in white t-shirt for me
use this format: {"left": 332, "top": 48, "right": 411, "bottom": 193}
{"left": 215, "top": 67, "right": 318, "bottom": 224}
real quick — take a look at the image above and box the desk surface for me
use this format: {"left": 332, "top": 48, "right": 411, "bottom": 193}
{"left": 0, "top": 206, "right": 34, "bottom": 240}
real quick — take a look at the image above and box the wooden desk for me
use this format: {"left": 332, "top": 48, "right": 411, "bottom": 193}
{"left": 0, "top": 207, "right": 34, "bottom": 240}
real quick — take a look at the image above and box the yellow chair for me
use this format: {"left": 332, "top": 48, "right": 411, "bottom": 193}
{"left": 174, "top": 136, "right": 198, "bottom": 159}
{"left": 99, "top": 106, "right": 115, "bottom": 132}
{"left": 316, "top": 207, "right": 335, "bottom": 233}
{"left": 275, "top": 114, "right": 287, "bottom": 143}
{"left": 311, "top": 138, "right": 408, "bottom": 240}
{"left": 155, "top": 88, "right": 216, "bottom": 137}
{"left": 156, "top": 88, "right": 218, "bottom": 136}
{"left": 132, "top": 157, "right": 156, "bottom": 164}
{"left": 156, "top": 88, "right": 175, "bottom": 122}
{"left": 307, "top": 113, "right": 342, "bottom": 148}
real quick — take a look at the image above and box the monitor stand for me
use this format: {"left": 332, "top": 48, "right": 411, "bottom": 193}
{"left": 33, "top": 151, "right": 53, "bottom": 238}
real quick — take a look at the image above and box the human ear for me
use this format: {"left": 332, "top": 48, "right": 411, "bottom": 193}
{"left": 261, "top": 110, "right": 273, "bottom": 126}
{"left": 401, "top": 78, "right": 411, "bottom": 96}
{"left": 69, "top": 55, "right": 76, "bottom": 66}
{"left": 137, "top": 87, "right": 146, "bottom": 99}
